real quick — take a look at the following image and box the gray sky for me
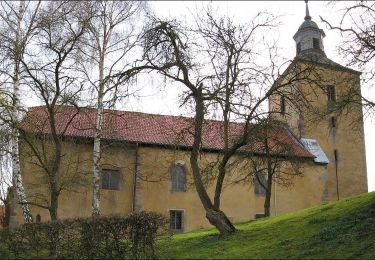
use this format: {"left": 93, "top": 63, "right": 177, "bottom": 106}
{"left": 134, "top": 1, "right": 375, "bottom": 191}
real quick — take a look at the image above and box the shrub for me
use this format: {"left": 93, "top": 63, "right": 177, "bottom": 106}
{"left": 0, "top": 211, "right": 168, "bottom": 259}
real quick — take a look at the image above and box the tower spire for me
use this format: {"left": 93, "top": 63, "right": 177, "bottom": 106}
{"left": 293, "top": 0, "right": 326, "bottom": 56}
{"left": 305, "top": 0, "right": 311, "bottom": 20}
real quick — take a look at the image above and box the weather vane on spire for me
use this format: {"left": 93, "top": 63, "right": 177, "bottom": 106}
{"left": 305, "top": 0, "right": 311, "bottom": 21}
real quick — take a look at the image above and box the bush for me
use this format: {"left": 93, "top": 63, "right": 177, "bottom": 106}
{"left": 0, "top": 211, "right": 168, "bottom": 259}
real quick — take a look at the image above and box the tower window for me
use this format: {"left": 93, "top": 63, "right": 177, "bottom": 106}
{"left": 297, "top": 42, "right": 301, "bottom": 54}
{"left": 331, "top": 116, "right": 336, "bottom": 128}
{"left": 313, "top": 38, "right": 320, "bottom": 50}
{"left": 326, "top": 85, "right": 336, "bottom": 102}
{"left": 334, "top": 149, "right": 339, "bottom": 162}
{"left": 280, "top": 96, "right": 286, "bottom": 115}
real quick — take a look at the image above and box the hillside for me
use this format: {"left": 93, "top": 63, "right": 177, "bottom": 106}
{"left": 157, "top": 192, "right": 375, "bottom": 259}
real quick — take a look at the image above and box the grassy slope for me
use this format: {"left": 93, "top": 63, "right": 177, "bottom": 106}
{"left": 157, "top": 192, "right": 375, "bottom": 259}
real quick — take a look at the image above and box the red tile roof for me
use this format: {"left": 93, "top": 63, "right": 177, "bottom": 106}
{"left": 20, "top": 106, "right": 313, "bottom": 158}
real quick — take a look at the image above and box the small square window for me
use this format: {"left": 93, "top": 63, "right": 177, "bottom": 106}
{"left": 170, "top": 210, "right": 183, "bottom": 231}
{"left": 101, "top": 169, "right": 120, "bottom": 190}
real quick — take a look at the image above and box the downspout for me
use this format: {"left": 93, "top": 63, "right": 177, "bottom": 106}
{"left": 132, "top": 143, "right": 139, "bottom": 212}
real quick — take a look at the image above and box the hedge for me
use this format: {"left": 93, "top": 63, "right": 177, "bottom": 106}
{"left": 0, "top": 211, "right": 168, "bottom": 259}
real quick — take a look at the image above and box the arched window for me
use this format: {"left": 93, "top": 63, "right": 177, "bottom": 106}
{"left": 171, "top": 162, "right": 186, "bottom": 192}
{"left": 36, "top": 214, "right": 41, "bottom": 223}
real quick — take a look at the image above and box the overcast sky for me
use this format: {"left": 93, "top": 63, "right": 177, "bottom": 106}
{"left": 133, "top": 1, "right": 375, "bottom": 191}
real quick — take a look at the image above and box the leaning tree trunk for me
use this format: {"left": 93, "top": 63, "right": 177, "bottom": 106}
{"left": 10, "top": 0, "right": 32, "bottom": 223}
{"left": 92, "top": 55, "right": 105, "bottom": 217}
{"left": 206, "top": 208, "right": 236, "bottom": 236}
{"left": 191, "top": 90, "right": 235, "bottom": 236}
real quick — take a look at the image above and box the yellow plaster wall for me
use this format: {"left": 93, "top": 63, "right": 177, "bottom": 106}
{"left": 12, "top": 141, "right": 329, "bottom": 231}
{"left": 11, "top": 140, "right": 136, "bottom": 227}
{"left": 136, "top": 146, "right": 327, "bottom": 231}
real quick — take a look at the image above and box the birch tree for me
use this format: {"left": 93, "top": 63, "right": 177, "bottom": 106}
{"left": 0, "top": 0, "right": 42, "bottom": 223}
{"left": 0, "top": 123, "right": 12, "bottom": 227}
{"left": 0, "top": 124, "right": 11, "bottom": 205}
{"left": 82, "top": 1, "right": 145, "bottom": 217}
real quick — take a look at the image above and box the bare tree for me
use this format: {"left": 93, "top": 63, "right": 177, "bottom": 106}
{"left": 0, "top": 0, "right": 42, "bottom": 223}
{"left": 320, "top": 1, "right": 375, "bottom": 114}
{"left": 81, "top": 1, "right": 146, "bottom": 217}
{"left": 235, "top": 118, "right": 304, "bottom": 217}
{"left": 114, "top": 7, "right": 325, "bottom": 236}
{"left": 17, "top": 1, "right": 89, "bottom": 221}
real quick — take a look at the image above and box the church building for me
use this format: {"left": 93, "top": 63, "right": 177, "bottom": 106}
{"left": 9, "top": 3, "right": 367, "bottom": 231}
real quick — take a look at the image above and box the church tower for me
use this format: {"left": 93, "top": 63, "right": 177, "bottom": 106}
{"left": 293, "top": 1, "right": 325, "bottom": 56}
{"left": 269, "top": 1, "right": 368, "bottom": 201}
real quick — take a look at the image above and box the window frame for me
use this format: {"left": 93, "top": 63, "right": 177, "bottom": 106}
{"left": 313, "top": 38, "right": 320, "bottom": 50}
{"left": 36, "top": 214, "right": 41, "bottom": 223}
{"left": 334, "top": 149, "right": 339, "bottom": 163}
{"left": 280, "top": 95, "right": 286, "bottom": 115}
{"left": 296, "top": 42, "right": 301, "bottom": 54}
{"left": 170, "top": 162, "right": 186, "bottom": 192}
{"left": 169, "top": 209, "right": 184, "bottom": 232}
{"left": 254, "top": 172, "right": 267, "bottom": 197}
{"left": 331, "top": 116, "right": 337, "bottom": 128}
{"left": 326, "top": 85, "right": 336, "bottom": 102}
{"left": 101, "top": 169, "right": 120, "bottom": 190}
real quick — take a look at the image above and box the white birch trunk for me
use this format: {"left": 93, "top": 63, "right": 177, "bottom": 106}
{"left": 11, "top": 0, "right": 32, "bottom": 223}
{"left": 11, "top": 106, "right": 33, "bottom": 223}
{"left": 90, "top": 1, "right": 141, "bottom": 216}
{"left": 92, "top": 55, "right": 105, "bottom": 217}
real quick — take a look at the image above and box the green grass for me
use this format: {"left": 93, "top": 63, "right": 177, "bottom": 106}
{"left": 157, "top": 192, "right": 375, "bottom": 259}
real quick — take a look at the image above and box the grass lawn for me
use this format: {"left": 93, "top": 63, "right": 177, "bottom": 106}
{"left": 157, "top": 192, "right": 375, "bottom": 259}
